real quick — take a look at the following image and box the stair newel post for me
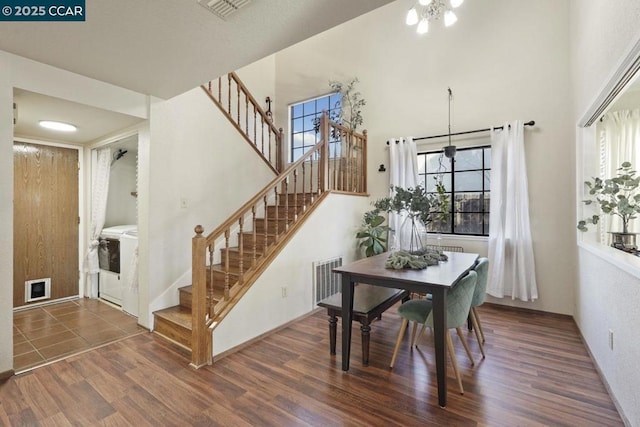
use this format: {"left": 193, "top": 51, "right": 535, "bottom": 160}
{"left": 251, "top": 206, "right": 257, "bottom": 264}
{"left": 227, "top": 74, "right": 232, "bottom": 115}
{"left": 224, "top": 229, "right": 230, "bottom": 299}
{"left": 191, "top": 225, "right": 209, "bottom": 368}
{"left": 362, "top": 130, "right": 368, "bottom": 193}
{"left": 321, "top": 111, "right": 330, "bottom": 193}
{"left": 238, "top": 216, "right": 244, "bottom": 285}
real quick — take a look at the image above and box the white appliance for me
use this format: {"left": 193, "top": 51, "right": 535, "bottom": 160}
{"left": 99, "top": 225, "right": 137, "bottom": 308}
{"left": 120, "top": 229, "right": 139, "bottom": 316}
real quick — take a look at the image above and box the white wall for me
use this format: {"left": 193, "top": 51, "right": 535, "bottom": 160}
{"left": 274, "top": 0, "right": 574, "bottom": 315}
{"left": 0, "top": 49, "right": 149, "bottom": 373}
{"left": 105, "top": 149, "right": 138, "bottom": 227}
{"left": 0, "top": 52, "right": 14, "bottom": 374}
{"left": 570, "top": 1, "right": 640, "bottom": 424}
{"left": 146, "top": 83, "right": 276, "bottom": 327}
{"left": 214, "top": 193, "right": 368, "bottom": 355}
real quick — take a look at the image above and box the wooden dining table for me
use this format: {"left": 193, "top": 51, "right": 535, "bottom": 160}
{"left": 333, "top": 251, "right": 479, "bottom": 408}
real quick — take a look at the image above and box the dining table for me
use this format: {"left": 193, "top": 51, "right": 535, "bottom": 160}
{"left": 333, "top": 250, "right": 479, "bottom": 408}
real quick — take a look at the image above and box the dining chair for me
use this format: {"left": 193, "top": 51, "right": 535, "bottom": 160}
{"left": 469, "top": 257, "right": 489, "bottom": 358}
{"left": 389, "top": 270, "right": 478, "bottom": 394}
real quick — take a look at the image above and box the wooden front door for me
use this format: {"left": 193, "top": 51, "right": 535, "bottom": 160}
{"left": 13, "top": 142, "right": 79, "bottom": 307}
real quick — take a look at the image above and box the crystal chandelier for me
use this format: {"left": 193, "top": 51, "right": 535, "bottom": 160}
{"left": 406, "top": 0, "right": 464, "bottom": 35}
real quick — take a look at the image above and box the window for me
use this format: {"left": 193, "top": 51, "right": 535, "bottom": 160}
{"left": 418, "top": 145, "right": 491, "bottom": 236}
{"left": 289, "top": 93, "right": 342, "bottom": 162}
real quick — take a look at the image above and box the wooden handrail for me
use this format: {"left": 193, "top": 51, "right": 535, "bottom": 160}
{"left": 202, "top": 72, "right": 284, "bottom": 173}
{"left": 190, "top": 113, "right": 368, "bottom": 367}
{"left": 206, "top": 139, "right": 325, "bottom": 241}
{"left": 229, "top": 73, "right": 281, "bottom": 139}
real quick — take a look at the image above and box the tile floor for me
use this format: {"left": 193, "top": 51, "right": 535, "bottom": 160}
{"left": 13, "top": 298, "right": 146, "bottom": 372}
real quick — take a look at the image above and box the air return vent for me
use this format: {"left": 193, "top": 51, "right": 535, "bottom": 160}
{"left": 313, "top": 256, "right": 342, "bottom": 304}
{"left": 198, "top": 0, "right": 251, "bottom": 20}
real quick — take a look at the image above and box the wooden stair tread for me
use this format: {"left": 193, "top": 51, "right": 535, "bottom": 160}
{"left": 153, "top": 306, "right": 192, "bottom": 330}
{"left": 179, "top": 285, "right": 224, "bottom": 300}
{"left": 226, "top": 246, "right": 263, "bottom": 255}
{"left": 210, "top": 264, "right": 242, "bottom": 274}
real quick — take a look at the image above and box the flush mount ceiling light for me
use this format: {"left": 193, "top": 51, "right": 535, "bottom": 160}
{"left": 197, "top": 0, "right": 251, "bottom": 20}
{"left": 406, "top": 0, "right": 464, "bottom": 35}
{"left": 39, "top": 120, "right": 77, "bottom": 132}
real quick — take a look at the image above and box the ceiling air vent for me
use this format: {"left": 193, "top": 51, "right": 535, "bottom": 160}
{"left": 198, "top": 0, "right": 251, "bottom": 20}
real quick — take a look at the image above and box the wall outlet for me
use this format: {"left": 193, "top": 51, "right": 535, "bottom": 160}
{"left": 609, "top": 329, "right": 614, "bottom": 351}
{"left": 180, "top": 198, "right": 188, "bottom": 209}
{"left": 281, "top": 287, "right": 287, "bottom": 298}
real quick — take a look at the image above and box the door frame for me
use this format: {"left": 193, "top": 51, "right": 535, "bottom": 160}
{"left": 87, "top": 129, "right": 140, "bottom": 308}
{"left": 13, "top": 136, "right": 85, "bottom": 305}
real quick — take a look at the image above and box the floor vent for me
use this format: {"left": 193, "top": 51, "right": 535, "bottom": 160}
{"left": 313, "top": 256, "right": 342, "bottom": 304}
{"left": 198, "top": 0, "right": 251, "bottom": 20}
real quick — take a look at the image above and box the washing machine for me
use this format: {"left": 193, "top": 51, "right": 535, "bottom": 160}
{"left": 99, "top": 225, "right": 137, "bottom": 307}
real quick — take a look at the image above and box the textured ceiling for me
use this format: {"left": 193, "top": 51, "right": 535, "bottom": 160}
{"left": 0, "top": 0, "right": 394, "bottom": 99}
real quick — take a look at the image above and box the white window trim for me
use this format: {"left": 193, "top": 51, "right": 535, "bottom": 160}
{"left": 576, "top": 33, "right": 640, "bottom": 280}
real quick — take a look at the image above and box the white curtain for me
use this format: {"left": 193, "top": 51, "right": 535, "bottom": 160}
{"left": 601, "top": 109, "right": 640, "bottom": 234}
{"left": 388, "top": 137, "right": 419, "bottom": 251}
{"left": 487, "top": 121, "right": 538, "bottom": 301}
{"left": 84, "top": 147, "right": 111, "bottom": 298}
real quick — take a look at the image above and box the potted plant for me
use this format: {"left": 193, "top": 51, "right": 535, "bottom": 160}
{"left": 374, "top": 178, "right": 449, "bottom": 254}
{"left": 356, "top": 209, "right": 391, "bottom": 257}
{"left": 577, "top": 161, "right": 640, "bottom": 249}
{"left": 313, "top": 77, "right": 366, "bottom": 133}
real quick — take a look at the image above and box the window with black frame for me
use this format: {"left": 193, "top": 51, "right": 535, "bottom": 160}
{"left": 418, "top": 145, "right": 491, "bottom": 236}
{"left": 289, "top": 93, "right": 342, "bottom": 162}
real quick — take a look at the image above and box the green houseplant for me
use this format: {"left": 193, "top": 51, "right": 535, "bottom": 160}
{"left": 578, "top": 161, "right": 640, "bottom": 248}
{"left": 313, "top": 77, "right": 366, "bottom": 133}
{"left": 372, "top": 179, "right": 450, "bottom": 270}
{"left": 356, "top": 209, "right": 391, "bottom": 257}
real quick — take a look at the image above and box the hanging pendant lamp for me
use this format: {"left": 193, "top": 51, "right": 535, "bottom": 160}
{"left": 444, "top": 87, "right": 456, "bottom": 159}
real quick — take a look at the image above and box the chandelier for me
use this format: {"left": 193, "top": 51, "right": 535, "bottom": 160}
{"left": 405, "top": 0, "right": 464, "bottom": 35}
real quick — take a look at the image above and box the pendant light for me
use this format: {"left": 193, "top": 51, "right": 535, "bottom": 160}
{"left": 443, "top": 87, "right": 456, "bottom": 159}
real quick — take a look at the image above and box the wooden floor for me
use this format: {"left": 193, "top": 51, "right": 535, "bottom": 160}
{"left": 0, "top": 304, "right": 623, "bottom": 426}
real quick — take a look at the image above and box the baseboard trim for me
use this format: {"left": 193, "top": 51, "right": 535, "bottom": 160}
{"left": 213, "top": 308, "right": 322, "bottom": 362}
{"left": 574, "top": 323, "right": 630, "bottom": 427}
{"left": 0, "top": 369, "right": 15, "bottom": 381}
{"left": 483, "top": 302, "right": 572, "bottom": 319}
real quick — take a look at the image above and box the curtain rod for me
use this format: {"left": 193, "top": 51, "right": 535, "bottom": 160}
{"left": 386, "top": 120, "right": 535, "bottom": 144}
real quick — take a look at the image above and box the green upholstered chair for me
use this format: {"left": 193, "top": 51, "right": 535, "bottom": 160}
{"left": 389, "top": 270, "right": 478, "bottom": 394}
{"left": 469, "top": 257, "right": 489, "bottom": 358}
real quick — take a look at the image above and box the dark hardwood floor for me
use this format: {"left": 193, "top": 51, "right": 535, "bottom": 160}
{"left": 0, "top": 304, "right": 623, "bottom": 426}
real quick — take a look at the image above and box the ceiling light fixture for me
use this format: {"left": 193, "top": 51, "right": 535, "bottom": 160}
{"left": 405, "top": 0, "right": 464, "bottom": 34}
{"left": 39, "top": 120, "right": 77, "bottom": 132}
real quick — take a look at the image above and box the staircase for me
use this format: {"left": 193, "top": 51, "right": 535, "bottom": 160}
{"left": 152, "top": 72, "right": 368, "bottom": 367}
{"left": 152, "top": 190, "right": 319, "bottom": 352}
